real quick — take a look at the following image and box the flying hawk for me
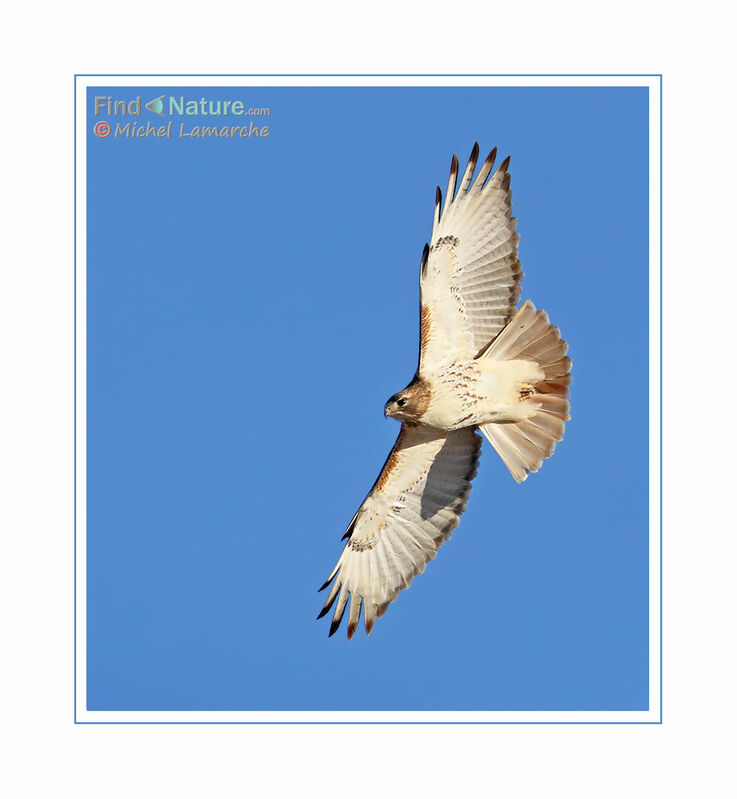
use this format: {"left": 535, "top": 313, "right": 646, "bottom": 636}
{"left": 318, "top": 144, "right": 571, "bottom": 639}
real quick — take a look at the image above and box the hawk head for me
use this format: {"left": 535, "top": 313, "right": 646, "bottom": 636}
{"left": 384, "top": 377, "right": 431, "bottom": 423}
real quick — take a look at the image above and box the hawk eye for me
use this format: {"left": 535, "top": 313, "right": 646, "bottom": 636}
{"left": 396, "top": 398, "right": 407, "bottom": 407}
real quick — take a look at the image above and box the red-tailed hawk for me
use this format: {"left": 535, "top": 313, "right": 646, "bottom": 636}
{"left": 318, "top": 144, "right": 571, "bottom": 639}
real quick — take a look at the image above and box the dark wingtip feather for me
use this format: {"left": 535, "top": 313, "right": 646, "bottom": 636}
{"left": 484, "top": 146, "right": 498, "bottom": 172}
{"left": 420, "top": 242, "right": 430, "bottom": 273}
{"left": 498, "top": 154, "right": 511, "bottom": 175}
{"left": 347, "top": 621, "right": 357, "bottom": 640}
{"left": 317, "top": 582, "right": 339, "bottom": 617}
{"left": 470, "top": 141, "right": 480, "bottom": 162}
{"left": 318, "top": 575, "right": 334, "bottom": 592}
{"left": 328, "top": 593, "right": 349, "bottom": 637}
{"left": 365, "top": 617, "right": 375, "bottom": 636}
{"left": 450, "top": 153, "right": 458, "bottom": 176}
{"left": 435, "top": 185, "right": 442, "bottom": 206}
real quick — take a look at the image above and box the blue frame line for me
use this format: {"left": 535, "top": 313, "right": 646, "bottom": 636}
{"left": 74, "top": 73, "right": 663, "bottom": 725}
{"left": 73, "top": 75, "right": 77, "bottom": 723}
{"left": 76, "top": 73, "right": 661, "bottom": 77}
{"left": 659, "top": 74, "right": 663, "bottom": 724}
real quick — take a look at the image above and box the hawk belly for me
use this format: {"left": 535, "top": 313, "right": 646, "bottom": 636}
{"left": 419, "top": 358, "right": 545, "bottom": 430}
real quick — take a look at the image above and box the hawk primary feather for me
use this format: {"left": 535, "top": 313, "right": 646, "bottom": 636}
{"left": 318, "top": 144, "right": 571, "bottom": 638}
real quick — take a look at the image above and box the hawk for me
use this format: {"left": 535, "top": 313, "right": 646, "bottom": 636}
{"left": 318, "top": 144, "right": 571, "bottom": 639}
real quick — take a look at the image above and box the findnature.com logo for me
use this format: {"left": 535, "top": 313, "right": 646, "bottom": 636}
{"left": 92, "top": 94, "right": 271, "bottom": 140}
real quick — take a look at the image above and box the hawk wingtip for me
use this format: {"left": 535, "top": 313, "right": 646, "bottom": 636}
{"left": 317, "top": 581, "right": 339, "bottom": 618}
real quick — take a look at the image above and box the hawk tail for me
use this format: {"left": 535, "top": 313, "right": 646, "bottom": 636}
{"left": 478, "top": 300, "right": 571, "bottom": 482}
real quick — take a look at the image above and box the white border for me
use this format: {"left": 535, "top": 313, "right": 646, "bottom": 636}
{"left": 75, "top": 74, "right": 661, "bottom": 724}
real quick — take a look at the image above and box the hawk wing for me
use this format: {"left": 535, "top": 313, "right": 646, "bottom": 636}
{"left": 318, "top": 425, "right": 481, "bottom": 638}
{"left": 418, "top": 144, "right": 522, "bottom": 374}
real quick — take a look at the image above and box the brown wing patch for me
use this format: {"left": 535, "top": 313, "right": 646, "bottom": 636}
{"left": 420, "top": 304, "right": 433, "bottom": 352}
{"left": 375, "top": 442, "right": 403, "bottom": 492}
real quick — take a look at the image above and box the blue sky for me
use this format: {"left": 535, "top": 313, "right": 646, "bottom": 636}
{"left": 85, "top": 85, "right": 649, "bottom": 711}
